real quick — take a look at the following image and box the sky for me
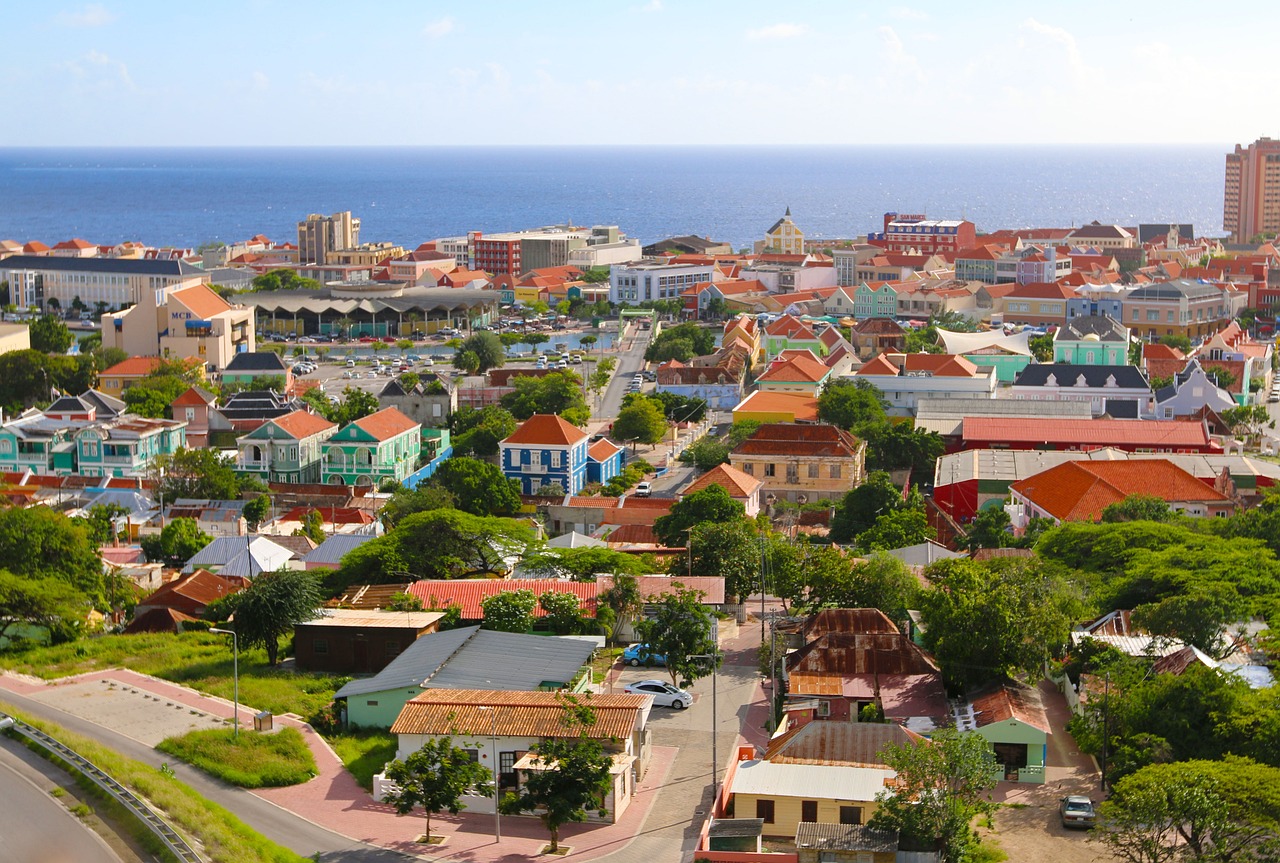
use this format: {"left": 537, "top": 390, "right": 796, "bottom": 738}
{"left": 5, "top": 0, "right": 1278, "bottom": 147}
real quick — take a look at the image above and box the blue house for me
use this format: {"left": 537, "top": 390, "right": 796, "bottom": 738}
{"left": 499, "top": 414, "right": 589, "bottom": 495}
{"left": 586, "top": 438, "right": 625, "bottom": 485}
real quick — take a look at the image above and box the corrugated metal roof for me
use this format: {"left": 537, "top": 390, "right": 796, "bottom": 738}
{"left": 794, "top": 823, "right": 899, "bottom": 853}
{"left": 305, "top": 533, "right": 376, "bottom": 566}
{"left": 786, "top": 633, "right": 940, "bottom": 676}
{"left": 764, "top": 720, "right": 925, "bottom": 768}
{"left": 297, "top": 608, "right": 443, "bottom": 629}
{"left": 390, "top": 689, "right": 645, "bottom": 739}
{"left": 802, "top": 609, "right": 900, "bottom": 640}
{"left": 335, "top": 628, "right": 598, "bottom": 700}
{"left": 728, "top": 759, "right": 894, "bottom": 802}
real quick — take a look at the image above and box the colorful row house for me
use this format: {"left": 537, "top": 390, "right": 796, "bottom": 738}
{"left": 500, "top": 414, "right": 591, "bottom": 495}
{"left": 235, "top": 410, "right": 338, "bottom": 485}
{"left": 322, "top": 407, "right": 422, "bottom": 487}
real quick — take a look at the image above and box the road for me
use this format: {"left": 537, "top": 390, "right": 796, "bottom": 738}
{"left": 0, "top": 738, "right": 123, "bottom": 863}
{"left": 597, "top": 324, "right": 654, "bottom": 420}
{"left": 0, "top": 691, "right": 412, "bottom": 863}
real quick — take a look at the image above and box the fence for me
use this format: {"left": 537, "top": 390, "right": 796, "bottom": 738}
{"left": 0, "top": 711, "right": 203, "bottom": 862}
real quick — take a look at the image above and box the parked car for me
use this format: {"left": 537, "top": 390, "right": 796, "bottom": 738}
{"left": 622, "top": 643, "right": 667, "bottom": 666}
{"left": 1059, "top": 796, "right": 1097, "bottom": 829}
{"left": 634, "top": 481, "right": 652, "bottom": 497}
{"left": 624, "top": 679, "right": 691, "bottom": 709}
{"left": 366, "top": 370, "right": 377, "bottom": 378}
{"left": 346, "top": 359, "right": 356, "bottom": 368}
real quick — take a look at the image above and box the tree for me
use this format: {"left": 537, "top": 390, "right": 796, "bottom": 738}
{"left": 856, "top": 508, "right": 935, "bottom": 552}
{"left": 679, "top": 436, "right": 729, "bottom": 471}
{"left": 844, "top": 552, "right": 917, "bottom": 623}
{"left": 1159, "top": 333, "right": 1192, "bottom": 353}
{"left": 863, "top": 421, "right": 945, "bottom": 475}
{"left": 817, "top": 378, "right": 888, "bottom": 431}
{"left": 1222, "top": 404, "right": 1275, "bottom": 441}
{"left": 1204, "top": 363, "right": 1238, "bottom": 389}
{"left": 829, "top": 471, "right": 908, "bottom": 543}
{"left": 0, "top": 506, "right": 103, "bottom": 605}
{"left": 250, "top": 269, "right": 320, "bottom": 293}
{"left": 220, "top": 569, "right": 324, "bottom": 666}
{"left": 140, "top": 517, "right": 211, "bottom": 567}
{"left": 82, "top": 503, "right": 130, "bottom": 545}
{"left": 450, "top": 405, "right": 518, "bottom": 458}
{"left": 0, "top": 570, "right": 91, "bottom": 646}
{"left": 1028, "top": 333, "right": 1054, "bottom": 362}
{"left": 1132, "top": 584, "right": 1246, "bottom": 658}
{"left": 966, "top": 506, "right": 1012, "bottom": 551}
{"left": 480, "top": 588, "right": 537, "bottom": 633}
{"left": 683, "top": 520, "right": 759, "bottom": 602}
{"left": 243, "top": 494, "right": 271, "bottom": 531}
{"left": 157, "top": 448, "right": 247, "bottom": 501}
{"left": 635, "top": 585, "right": 717, "bottom": 687}
{"left": 501, "top": 371, "right": 589, "bottom": 426}
{"left": 456, "top": 332, "right": 505, "bottom": 374}
{"left": 612, "top": 398, "right": 667, "bottom": 446}
{"left": 453, "top": 349, "right": 480, "bottom": 375}
{"left": 427, "top": 456, "right": 522, "bottom": 516}
{"left": 330, "top": 387, "right": 380, "bottom": 425}
{"left": 381, "top": 736, "right": 495, "bottom": 842}
{"left": 521, "top": 547, "right": 643, "bottom": 581}
{"left": 869, "top": 728, "right": 997, "bottom": 861}
{"left": 1100, "top": 494, "right": 1177, "bottom": 524}
{"left": 598, "top": 573, "right": 643, "bottom": 645}
{"left": 500, "top": 695, "right": 616, "bottom": 853}
{"left": 649, "top": 390, "right": 707, "bottom": 423}
{"left": 30, "top": 315, "right": 73, "bottom": 354}
{"left": 379, "top": 484, "right": 457, "bottom": 528}
{"left": 653, "top": 484, "right": 746, "bottom": 547}
{"left": 725, "top": 419, "right": 763, "bottom": 450}
{"left": 539, "top": 590, "right": 585, "bottom": 635}
{"left": 294, "top": 508, "right": 326, "bottom": 544}
{"left": 579, "top": 335, "right": 597, "bottom": 351}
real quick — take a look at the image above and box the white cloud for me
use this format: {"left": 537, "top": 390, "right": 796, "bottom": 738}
{"left": 876, "top": 25, "right": 925, "bottom": 85}
{"left": 889, "top": 6, "right": 929, "bottom": 21}
{"left": 56, "top": 4, "right": 115, "bottom": 27}
{"left": 640, "top": 0, "right": 662, "bottom": 11}
{"left": 422, "top": 16, "right": 455, "bottom": 39}
{"left": 1021, "top": 17, "right": 1092, "bottom": 84}
{"left": 745, "top": 22, "right": 808, "bottom": 41}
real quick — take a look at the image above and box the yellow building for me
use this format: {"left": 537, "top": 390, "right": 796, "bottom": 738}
{"left": 325, "top": 243, "right": 406, "bottom": 267}
{"left": 728, "top": 422, "right": 866, "bottom": 503}
{"left": 759, "top": 207, "right": 805, "bottom": 255}
{"left": 732, "top": 391, "right": 819, "bottom": 424}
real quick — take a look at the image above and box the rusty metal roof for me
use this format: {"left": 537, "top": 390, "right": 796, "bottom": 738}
{"left": 967, "top": 680, "right": 1050, "bottom": 734}
{"left": 765, "top": 720, "right": 927, "bottom": 768}
{"left": 786, "top": 632, "right": 940, "bottom": 676}
{"left": 390, "top": 689, "right": 646, "bottom": 740}
{"left": 802, "top": 609, "right": 900, "bottom": 641}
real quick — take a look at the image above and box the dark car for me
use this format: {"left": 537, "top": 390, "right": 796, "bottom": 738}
{"left": 1059, "top": 796, "right": 1097, "bottom": 829}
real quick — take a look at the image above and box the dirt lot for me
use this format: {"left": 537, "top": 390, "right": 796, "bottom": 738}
{"left": 984, "top": 803, "right": 1117, "bottom": 863}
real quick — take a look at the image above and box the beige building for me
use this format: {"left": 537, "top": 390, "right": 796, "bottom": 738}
{"left": 1224, "top": 137, "right": 1280, "bottom": 242}
{"left": 0, "top": 322, "right": 31, "bottom": 357}
{"left": 729, "top": 422, "right": 866, "bottom": 504}
{"left": 0, "top": 255, "right": 208, "bottom": 311}
{"left": 1122, "top": 278, "right": 1232, "bottom": 341}
{"left": 326, "top": 243, "right": 405, "bottom": 267}
{"left": 103, "top": 284, "right": 254, "bottom": 372}
{"left": 297, "top": 212, "right": 360, "bottom": 266}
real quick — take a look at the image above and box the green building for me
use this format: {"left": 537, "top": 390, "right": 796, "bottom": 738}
{"left": 236, "top": 409, "right": 338, "bottom": 485}
{"left": 1053, "top": 315, "right": 1130, "bottom": 365}
{"left": 322, "top": 407, "right": 422, "bottom": 488}
{"left": 964, "top": 680, "right": 1049, "bottom": 784}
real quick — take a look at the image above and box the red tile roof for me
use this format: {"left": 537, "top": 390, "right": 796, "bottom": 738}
{"left": 758, "top": 354, "right": 830, "bottom": 383}
{"left": 136, "top": 569, "right": 240, "bottom": 617}
{"left": 280, "top": 505, "right": 375, "bottom": 525}
{"left": 962, "top": 417, "right": 1214, "bottom": 450}
{"left": 352, "top": 407, "right": 419, "bottom": 441}
{"left": 733, "top": 422, "right": 863, "bottom": 458}
{"left": 503, "top": 414, "right": 588, "bottom": 446}
{"left": 1011, "top": 459, "right": 1232, "bottom": 522}
{"left": 1006, "top": 281, "right": 1076, "bottom": 300}
{"left": 596, "top": 575, "right": 726, "bottom": 605}
{"left": 682, "top": 463, "right": 763, "bottom": 499}
{"left": 102, "top": 357, "right": 167, "bottom": 378}
{"left": 171, "top": 386, "right": 216, "bottom": 407}
{"left": 602, "top": 524, "right": 662, "bottom": 545}
{"left": 406, "top": 579, "right": 598, "bottom": 618}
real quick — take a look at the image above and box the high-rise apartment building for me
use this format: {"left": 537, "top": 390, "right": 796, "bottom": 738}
{"left": 1224, "top": 138, "right": 1280, "bottom": 243}
{"left": 297, "top": 212, "right": 360, "bottom": 265}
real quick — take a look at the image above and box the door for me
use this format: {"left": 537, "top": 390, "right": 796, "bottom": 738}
{"left": 801, "top": 800, "right": 818, "bottom": 823}
{"left": 499, "top": 751, "right": 517, "bottom": 788}
{"left": 352, "top": 638, "right": 368, "bottom": 672}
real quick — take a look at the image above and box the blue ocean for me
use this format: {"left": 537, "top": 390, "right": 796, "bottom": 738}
{"left": 0, "top": 145, "right": 1227, "bottom": 250}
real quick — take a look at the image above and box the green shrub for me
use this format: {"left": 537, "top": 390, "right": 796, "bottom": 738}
{"left": 327, "top": 729, "right": 398, "bottom": 791}
{"left": 156, "top": 727, "right": 317, "bottom": 788}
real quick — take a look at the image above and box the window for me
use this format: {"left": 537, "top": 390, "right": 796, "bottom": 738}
{"left": 801, "top": 800, "right": 818, "bottom": 822}
{"left": 312, "top": 639, "right": 329, "bottom": 654}
{"left": 830, "top": 464, "right": 842, "bottom": 479}
{"left": 462, "top": 749, "right": 480, "bottom": 763}
{"left": 764, "top": 464, "right": 776, "bottom": 477}
{"left": 808, "top": 464, "right": 819, "bottom": 479}
{"left": 816, "top": 699, "right": 831, "bottom": 717}
{"left": 184, "top": 407, "right": 196, "bottom": 421}
{"left": 839, "top": 805, "right": 863, "bottom": 825}
{"left": 755, "top": 799, "right": 775, "bottom": 823}
{"left": 366, "top": 700, "right": 379, "bottom": 706}
{"left": 385, "top": 641, "right": 401, "bottom": 656}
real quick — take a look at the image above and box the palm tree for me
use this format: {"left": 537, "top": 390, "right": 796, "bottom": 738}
{"left": 336, "top": 316, "right": 355, "bottom": 341}
{"left": 406, "top": 312, "right": 423, "bottom": 338}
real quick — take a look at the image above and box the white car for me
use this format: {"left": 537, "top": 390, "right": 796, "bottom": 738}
{"left": 634, "top": 481, "right": 652, "bottom": 497}
{"left": 624, "top": 679, "right": 692, "bottom": 709}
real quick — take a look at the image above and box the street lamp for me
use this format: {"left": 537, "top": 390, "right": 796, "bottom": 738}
{"left": 476, "top": 705, "right": 501, "bottom": 843}
{"left": 209, "top": 628, "right": 239, "bottom": 739}
{"left": 689, "top": 652, "right": 720, "bottom": 806}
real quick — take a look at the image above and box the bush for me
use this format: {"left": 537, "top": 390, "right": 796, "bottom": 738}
{"left": 156, "top": 727, "right": 317, "bottom": 788}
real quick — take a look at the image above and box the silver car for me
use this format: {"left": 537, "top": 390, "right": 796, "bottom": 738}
{"left": 624, "top": 679, "right": 692, "bottom": 710}
{"left": 1059, "top": 796, "right": 1097, "bottom": 829}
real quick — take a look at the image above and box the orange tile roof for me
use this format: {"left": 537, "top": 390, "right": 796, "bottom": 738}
{"left": 758, "top": 354, "right": 831, "bottom": 383}
{"left": 1010, "top": 459, "right": 1230, "bottom": 522}
{"left": 171, "top": 284, "right": 233, "bottom": 319}
{"left": 171, "top": 386, "right": 216, "bottom": 407}
{"left": 391, "top": 689, "right": 646, "bottom": 739}
{"left": 102, "top": 356, "right": 167, "bottom": 378}
{"left": 733, "top": 391, "right": 820, "bottom": 422}
{"left": 352, "top": 406, "right": 419, "bottom": 441}
{"left": 682, "top": 463, "right": 763, "bottom": 498}
{"left": 269, "top": 409, "right": 338, "bottom": 440}
{"left": 503, "top": 414, "right": 588, "bottom": 446}
{"left": 588, "top": 438, "right": 623, "bottom": 461}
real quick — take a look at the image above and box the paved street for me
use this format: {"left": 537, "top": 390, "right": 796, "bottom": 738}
{"left": 0, "top": 737, "right": 124, "bottom": 863}
{"left": 597, "top": 322, "right": 653, "bottom": 420}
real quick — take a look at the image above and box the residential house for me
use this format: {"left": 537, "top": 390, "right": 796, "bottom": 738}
{"left": 586, "top": 438, "right": 625, "bottom": 486}
{"left": 820, "top": 284, "right": 858, "bottom": 318}
{"left": 1053, "top": 314, "right": 1130, "bottom": 365}
{"left": 407, "top": 428, "right": 454, "bottom": 488}
{"left": 216, "top": 389, "right": 302, "bottom": 433}
{"left": 729, "top": 423, "right": 867, "bottom": 504}
{"left": 1152, "top": 359, "right": 1239, "bottom": 420}
{"left": 732, "top": 391, "right": 820, "bottom": 424}
{"left": 376, "top": 375, "right": 455, "bottom": 428}
{"left": 1010, "top": 364, "right": 1154, "bottom": 417}
{"left": 541, "top": 495, "right": 674, "bottom": 540}
{"left": 1193, "top": 320, "right": 1273, "bottom": 404}
{"left": 1008, "top": 459, "right": 1237, "bottom": 525}
{"left": 721, "top": 315, "right": 763, "bottom": 364}
{"left": 1122, "top": 278, "right": 1232, "bottom": 340}
{"left": 0, "top": 399, "right": 186, "bottom": 478}
{"left": 500, "top": 414, "right": 590, "bottom": 495}
{"left": 935, "top": 328, "right": 1034, "bottom": 382}
{"left": 894, "top": 281, "right": 980, "bottom": 321}
{"left": 756, "top": 350, "right": 834, "bottom": 395}
{"left": 170, "top": 387, "right": 218, "bottom": 447}
{"left": 764, "top": 315, "right": 826, "bottom": 359}
{"left": 322, "top": 407, "right": 421, "bottom": 488}
{"left": 220, "top": 352, "right": 292, "bottom": 390}
{"left": 334, "top": 627, "right": 597, "bottom": 728}
{"left": 852, "top": 353, "right": 998, "bottom": 415}
{"left": 384, "top": 689, "right": 651, "bottom": 820}
{"left": 269, "top": 505, "right": 378, "bottom": 537}
{"left": 124, "top": 569, "right": 242, "bottom": 634}
{"left": 1142, "top": 342, "right": 1188, "bottom": 384}
{"left": 956, "top": 680, "right": 1050, "bottom": 784}
{"left": 302, "top": 533, "right": 375, "bottom": 570}
{"left": 851, "top": 282, "right": 903, "bottom": 319}
{"left": 293, "top": 609, "right": 443, "bottom": 674}
{"left": 98, "top": 356, "right": 172, "bottom": 395}
{"left": 1001, "top": 282, "right": 1075, "bottom": 328}
{"left": 236, "top": 409, "right": 338, "bottom": 485}
{"left": 958, "top": 416, "right": 1219, "bottom": 453}
{"left": 847, "top": 318, "right": 905, "bottom": 360}
{"left": 679, "top": 463, "right": 765, "bottom": 517}
{"left": 183, "top": 534, "right": 299, "bottom": 577}
{"left": 1065, "top": 282, "right": 1126, "bottom": 320}
{"left": 655, "top": 345, "right": 749, "bottom": 410}
{"left": 163, "top": 499, "right": 248, "bottom": 537}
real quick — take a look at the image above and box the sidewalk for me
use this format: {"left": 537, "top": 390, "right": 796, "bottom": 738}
{"left": 0, "top": 668, "right": 677, "bottom": 862}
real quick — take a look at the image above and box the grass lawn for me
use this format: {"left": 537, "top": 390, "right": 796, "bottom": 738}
{"left": 327, "top": 729, "right": 398, "bottom": 791}
{"left": 2, "top": 702, "right": 310, "bottom": 863}
{"left": 0, "top": 632, "right": 344, "bottom": 723}
{"left": 590, "top": 646, "right": 622, "bottom": 683}
{"left": 157, "top": 727, "right": 317, "bottom": 788}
